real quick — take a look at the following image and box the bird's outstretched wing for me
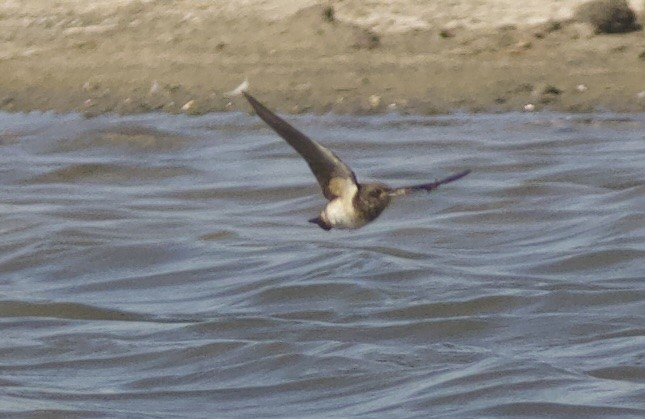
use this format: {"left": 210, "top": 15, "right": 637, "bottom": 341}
{"left": 389, "top": 169, "right": 471, "bottom": 196}
{"left": 244, "top": 92, "right": 357, "bottom": 201}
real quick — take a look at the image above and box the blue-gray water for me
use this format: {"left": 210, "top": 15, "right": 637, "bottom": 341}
{"left": 1, "top": 110, "right": 644, "bottom": 418}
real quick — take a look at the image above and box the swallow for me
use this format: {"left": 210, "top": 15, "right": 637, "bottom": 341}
{"left": 243, "top": 92, "right": 470, "bottom": 230}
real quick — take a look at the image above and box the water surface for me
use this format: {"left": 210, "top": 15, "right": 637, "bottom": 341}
{"left": 1, "top": 110, "right": 644, "bottom": 417}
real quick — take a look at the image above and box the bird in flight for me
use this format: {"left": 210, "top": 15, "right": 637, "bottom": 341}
{"left": 243, "top": 92, "right": 470, "bottom": 230}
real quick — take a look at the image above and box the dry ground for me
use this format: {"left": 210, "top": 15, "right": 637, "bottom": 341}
{"left": 0, "top": 0, "right": 643, "bottom": 115}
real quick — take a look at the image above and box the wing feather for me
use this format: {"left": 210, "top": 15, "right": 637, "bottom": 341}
{"left": 244, "top": 92, "right": 357, "bottom": 200}
{"left": 390, "top": 169, "right": 471, "bottom": 196}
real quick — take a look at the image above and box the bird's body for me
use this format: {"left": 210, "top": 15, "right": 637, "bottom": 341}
{"left": 323, "top": 184, "right": 362, "bottom": 229}
{"left": 317, "top": 181, "right": 385, "bottom": 230}
{"left": 243, "top": 92, "right": 469, "bottom": 230}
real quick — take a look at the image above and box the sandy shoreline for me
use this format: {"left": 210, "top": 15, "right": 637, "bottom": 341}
{"left": 0, "top": 0, "right": 644, "bottom": 116}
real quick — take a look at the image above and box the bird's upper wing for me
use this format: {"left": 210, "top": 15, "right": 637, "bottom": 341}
{"left": 244, "top": 92, "right": 357, "bottom": 200}
{"left": 389, "top": 169, "right": 471, "bottom": 196}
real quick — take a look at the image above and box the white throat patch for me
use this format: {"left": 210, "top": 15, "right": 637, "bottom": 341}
{"left": 322, "top": 183, "right": 366, "bottom": 229}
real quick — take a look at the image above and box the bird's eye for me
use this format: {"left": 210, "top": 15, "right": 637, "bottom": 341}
{"left": 370, "top": 189, "right": 381, "bottom": 197}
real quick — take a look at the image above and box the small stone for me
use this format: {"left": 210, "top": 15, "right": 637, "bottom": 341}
{"left": 181, "top": 100, "right": 195, "bottom": 112}
{"left": 295, "top": 82, "right": 312, "bottom": 92}
{"left": 322, "top": 6, "right": 335, "bottom": 23}
{"left": 524, "top": 103, "right": 535, "bottom": 112}
{"left": 534, "top": 20, "right": 563, "bottom": 38}
{"left": 516, "top": 41, "right": 532, "bottom": 49}
{"left": 82, "top": 81, "right": 98, "bottom": 91}
{"left": 368, "top": 95, "right": 381, "bottom": 109}
{"left": 542, "top": 85, "right": 562, "bottom": 95}
{"left": 0, "top": 96, "right": 14, "bottom": 107}
{"left": 353, "top": 29, "right": 380, "bottom": 50}
{"left": 149, "top": 80, "right": 160, "bottom": 95}
{"left": 576, "top": 84, "right": 588, "bottom": 92}
{"left": 574, "top": 0, "right": 639, "bottom": 34}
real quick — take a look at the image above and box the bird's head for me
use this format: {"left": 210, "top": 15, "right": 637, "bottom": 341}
{"left": 355, "top": 182, "right": 392, "bottom": 220}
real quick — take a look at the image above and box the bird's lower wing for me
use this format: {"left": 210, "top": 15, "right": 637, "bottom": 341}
{"left": 244, "top": 92, "right": 357, "bottom": 200}
{"left": 389, "top": 169, "right": 471, "bottom": 196}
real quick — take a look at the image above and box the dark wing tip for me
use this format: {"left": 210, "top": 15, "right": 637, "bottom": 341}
{"left": 392, "top": 168, "right": 471, "bottom": 196}
{"left": 443, "top": 169, "right": 471, "bottom": 184}
{"left": 423, "top": 169, "right": 471, "bottom": 190}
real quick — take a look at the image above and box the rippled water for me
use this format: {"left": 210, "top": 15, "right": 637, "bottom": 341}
{"left": 1, "top": 110, "right": 644, "bottom": 417}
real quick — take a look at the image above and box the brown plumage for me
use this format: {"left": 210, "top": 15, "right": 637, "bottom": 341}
{"left": 244, "top": 92, "right": 470, "bottom": 230}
